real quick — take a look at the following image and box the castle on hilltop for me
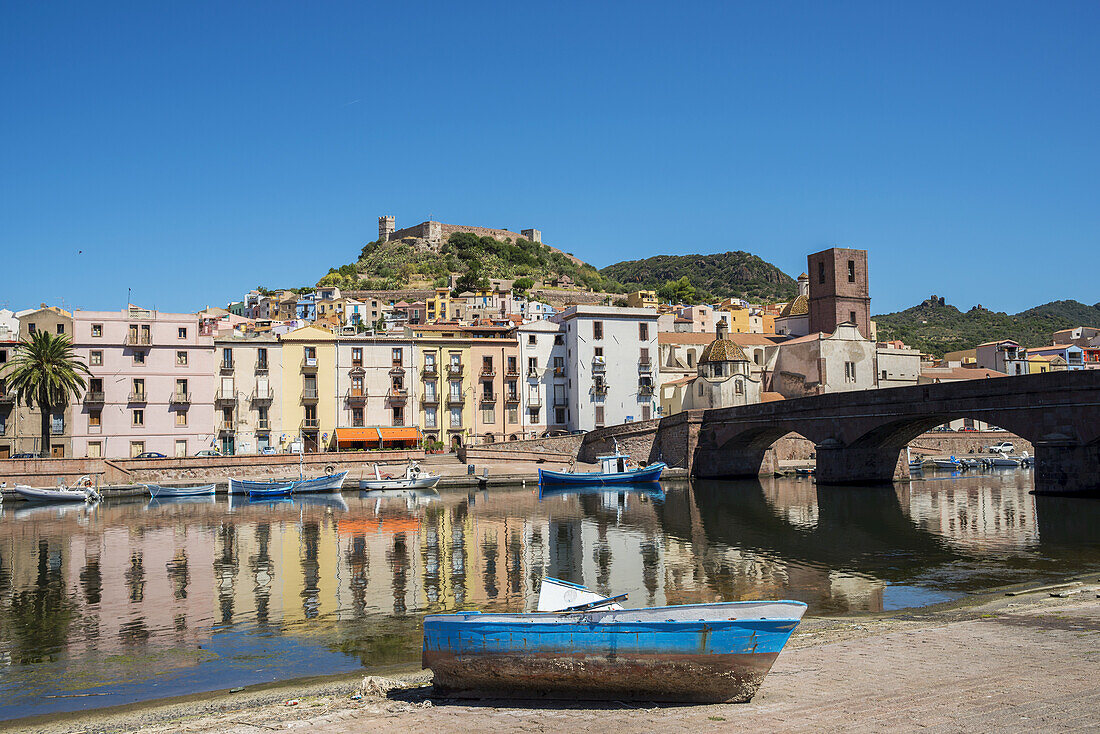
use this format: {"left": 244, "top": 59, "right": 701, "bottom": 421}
{"left": 379, "top": 216, "right": 541, "bottom": 246}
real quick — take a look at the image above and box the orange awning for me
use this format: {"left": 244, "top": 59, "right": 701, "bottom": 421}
{"left": 377, "top": 426, "right": 423, "bottom": 442}
{"left": 334, "top": 427, "right": 382, "bottom": 443}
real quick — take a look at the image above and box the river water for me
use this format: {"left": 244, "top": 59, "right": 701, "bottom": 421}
{"left": 2, "top": 469, "right": 1100, "bottom": 720}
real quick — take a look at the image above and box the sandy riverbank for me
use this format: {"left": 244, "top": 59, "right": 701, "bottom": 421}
{"left": 8, "top": 578, "right": 1099, "bottom": 734}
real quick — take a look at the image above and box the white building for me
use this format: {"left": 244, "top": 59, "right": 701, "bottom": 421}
{"left": 517, "top": 320, "right": 565, "bottom": 436}
{"left": 552, "top": 306, "right": 658, "bottom": 430}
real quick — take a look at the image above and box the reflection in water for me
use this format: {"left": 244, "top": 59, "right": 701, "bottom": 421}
{"left": 2, "top": 472, "right": 1100, "bottom": 721}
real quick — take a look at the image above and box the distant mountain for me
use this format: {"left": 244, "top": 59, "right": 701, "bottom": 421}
{"left": 599, "top": 251, "right": 797, "bottom": 302}
{"left": 874, "top": 298, "right": 1100, "bottom": 356}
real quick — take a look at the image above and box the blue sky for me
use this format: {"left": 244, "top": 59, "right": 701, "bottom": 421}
{"left": 2, "top": 2, "right": 1097, "bottom": 315}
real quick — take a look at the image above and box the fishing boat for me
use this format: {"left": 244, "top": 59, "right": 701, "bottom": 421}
{"left": 909, "top": 459, "right": 925, "bottom": 471}
{"left": 422, "top": 576, "right": 806, "bottom": 703}
{"left": 228, "top": 469, "right": 346, "bottom": 494}
{"left": 989, "top": 455, "right": 1021, "bottom": 468}
{"left": 290, "top": 470, "right": 348, "bottom": 493}
{"left": 359, "top": 462, "right": 441, "bottom": 491}
{"left": 933, "top": 457, "right": 963, "bottom": 471}
{"left": 13, "top": 476, "right": 100, "bottom": 503}
{"left": 538, "top": 453, "right": 666, "bottom": 486}
{"left": 145, "top": 483, "right": 216, "bottom": 498}
{"left": 245, "top": 482, "right": 296, "bottom": 498}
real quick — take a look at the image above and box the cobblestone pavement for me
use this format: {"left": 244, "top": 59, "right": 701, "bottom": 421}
{"left": 16, "top": 592, "right": 1100, "bottom": 734}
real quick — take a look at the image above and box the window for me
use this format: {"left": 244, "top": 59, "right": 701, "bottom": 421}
{"left": 133, "top": 410, "right": 144, "bottom": 427}
{"left": 175, "top": 440, "right": 187, "bottom": 458}
{"left": 844, "top": 361, "right": 856, "bottom": 383}
{"left": 687, "top": 352, "right": 695, "bottom": 368}
{"left": 425, "top": 406, "right": 437, "bottom": 428}
{"left": 639, "top": 323, "right": 649, "bottom": 340}
{"left": 88, "top": 442, "right": 102, "bottom": 458}
{"left": 130, "top": 441, "right": 145, "bottom": 457}
{"left": 0, "top": 349, "right": 5, "bottom": 364}
{"left": 175, "top": 378, "right": 188, "bottom": 396}
{"left": 257, "top": 347, "right": 268, "bottom": 369}
{"left": 28, "top": 323, "right": 36, "bottom": 334}
{"left": 222, "top": 348, "right": 233, "bottom": 368}
{"left": 352, "top": 347, "right": 363, "bottom": 366}
{"left": 134, "top": 351, "right": 146, "bottom": 365}
{"left": 92, "top": 324, "right": 103, "bottom": 338}
{"left": 132, "top": 378, "right": 145, "bottom": 397}
{"left": 89, "top": 410, "right": 101, "bottom": 428}
{"left": 449, "top": 380, "right": 462, "bottom": 399}
{"left": 392, "top": 347, "right": 403, "bottom": 365}
{"left": 90, "top": 350, "right": 103, "bottom": 366}
{"left": 482, "top": 406, "right": 495, "bottom": 424}
{"left": 849, "top": 311, "right": 856, "bottom": 324}
{"left": 641, "top": 405, "right": 651, "bottom": 421}
{"left": 640, "top": 347, "right": 650, "bottom": 364}
{"left": 818, "top": 261, "right": 826, "bottom": 284}
{"left": 527, "top": 357, "right": 537, "bottom": 374}
{"left": 595, "top": 405, "right": 605, "bottom": 426}
{"left": 178, "top": 327, "right": 187, "bottom": 339}
{"left": 528, "top": 407, "right": 540, "bottom": 422}
{"left": 555, "top": 408, "right": 566, "bottom": 425}
{"left": 527, "top": 334, "right": 536, "bottom": 345}
{"left": 698, "top": 382, "right": 704, "bottom": 396}
{"left": 593, "top": 321, "right": 603, "bottom": 340}
{"left": 594, "top": 346, "right": 603, "bottom": 358}
{"left": 56, "top": 323, "right": 64, "bottom": 335}
{"left": 553, "top": 356, "right": 564, "bottom": 375}
{"left": 507, "top": 356, "right": 517, "bottom": 374}
{"left": 176, "top": 350, "right": 188, "bottom": 366}
{"left": 554, "top": 334, "right": 564, "bottom": 345}
{"left": 508, "top": 406, "right": 518, "bottom": 423}
{"left": 175, "top": 410, "right": 188, "bottom": 427}
{"left": 848, "top": 260, "right": 855, "bottom": 283}
{"left": 450, "top": 407, "right": 462, "bottom": 427}
{"left": 735, "top": 380, "right": 743, "bottom": 395}
{"left": 352, "top": 407, "right": 364, "bottom": 426}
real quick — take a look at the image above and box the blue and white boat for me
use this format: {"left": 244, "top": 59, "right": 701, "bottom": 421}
{"left": 422, "top": 577, "right": 806, "bottom": 702}
{"left": 228, "top": 470, "right": 347, "bottom": 495}
{"left": 145, "top": 483, "right": 216, "bottom": 498}
{"left": 244, "top": 481, "right": 296, "bottom": 498}
{"left": 538, "top": 453, "right": 666, "bottom": 486}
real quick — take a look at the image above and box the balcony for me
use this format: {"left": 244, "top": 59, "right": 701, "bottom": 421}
{"left": 592, "top": 383, "right": 609, "bottom": 396}
{"left": 215, "top": 390, "right": 237, "bottom": 404}
{"left": 387, "top": 388, "right": 409, "bottom": 402}
{"left": 638, "top": 360, "right": 653, "bottom": 373}
{"left": 252, "top": 388, "right": 274, "bottom": 403}
{"left": 169, "top": 392, "right": 192, "bottom": 404}
{"left": 506, "top": 365, "right": 520, "bottom": 377}
{"left": 638, "top": 383, "right": 656, "bottom": 396}
{"left": 421, "top": 364, "right": 439, "bottom": 378}
{"left": 527, "top": 368, "right": 540, "bottom": 380}
{"left": 128, "top": 391, "right": 148, "bottom": 403}
{"left": 446, "top": 364, "right": 464, "bottom": 377}
{"left": 82, "top": 391, "right": 104, "bottom": 404}
{"left": 220, "top": 360, "right": 234, "bottom": 374}
{"left": 390, "top": 361, "right": 405, "bottom": 374}
{"left": 346, "top": 388, "right": 367, "bottom": 403}
{"left": 256, "top": 419, "right": 270, "bottom": 431}
{"left": 301, "top": 356, "right": 318, "bottom": 371}
{"left": 480, "top": 392, "right": 497, "bottom": 403}
{"left": 422, "top": 392, "right": 440, "bottom": 405}
{"left": 218, "top": 420, "right": 236, "bottom": 433}
{"left": 505, "top": 393, "right": 520, "bottom": 404}
{"left": 480, "top": 367, "right": 496, "bottom": 378}
{"left": 447, "top": 394, "right": 465, "bottom": 407}
{"left": 592, "top": 357, "right": 607, "bottom": 372}
{"left": 553, "top": 367, "right": 566, "bottom": 379}
{"left": 301, "top": 388, "right": 319, "bottom": 402}
{"left": 124, "top": 334, "right": 152, "bottom": 346}
{"left": 255, "top": 361, "right": 269, "bottom": 373}
{"left": 301, "top": 418, "right": 320, "bottom": 430}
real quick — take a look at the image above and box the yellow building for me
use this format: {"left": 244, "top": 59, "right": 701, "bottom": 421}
{"left": 626, "top": 290, "right": 658, "bottom": 309}
{"left": 280, "top": 325, "right": 338, "bottom": 451}
{"left": 407, "top": 324, "right": 473, "bottom": 448}
{"left": 719, "top": 305, "right": 752, "bottom": 333}
{"left": 1028, "top": 354, "right": 1067, "bottom": 373}
{"left": 426, "top": 288, "right": 460, "bottom": 322}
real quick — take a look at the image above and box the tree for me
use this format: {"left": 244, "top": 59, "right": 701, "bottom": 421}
{"left": 513, "top": 276, "right": 534, "bottom": 293}
{"left": 452, "top": 268, "right": 489, "bottom": 296}
{"left": 1, "top": 332, "right": 91, "bottom": 455}
{"left": 657, "top": 276, "right": 697, "bottom": 304}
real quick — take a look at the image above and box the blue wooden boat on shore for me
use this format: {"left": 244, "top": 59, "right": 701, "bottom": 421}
{"left": 245, "top": 482, "right": 296, "bottom": 498}
{"left": 228, "top": 471, "right": 347, "bottom": 495}
{"left": 145, "top": 483, "right": 216, "bottom": 498}
{"left": 422, "top": 577, "right": 806, "bottom": 702}
{"left": 538, "top": 453, "right": 666, "bottom": 486}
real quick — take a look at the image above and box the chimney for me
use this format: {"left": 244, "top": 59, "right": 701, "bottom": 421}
{"left": 717, "top": 320, "right": 729, "bottom": 340}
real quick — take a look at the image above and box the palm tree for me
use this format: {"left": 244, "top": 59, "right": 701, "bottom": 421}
{"left": 1, "top": 331, "right": 91, "bottom": 456}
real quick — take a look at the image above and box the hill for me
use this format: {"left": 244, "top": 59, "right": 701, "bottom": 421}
{"left": 316, "top": 232, "right": 614, "bottom": 294}
{"left": 598, "top": 251, "right": 797, "bottom": 303}
{"left": 873, "top": 297, "right": 1100, "bottom": 356}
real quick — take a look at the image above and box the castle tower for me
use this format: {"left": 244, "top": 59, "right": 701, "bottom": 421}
{"left": 379, "top": 216, "right": 395, "bottom": 242}
{"left": 521, "top": 228, "right": 542, "bottom": 243}
{"left": 807, "top": 247, "right": 871, "bottom": 338}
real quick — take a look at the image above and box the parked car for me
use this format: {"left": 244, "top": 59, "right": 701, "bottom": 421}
{"left": 987, "top": 441, "right": 1014, "bottom": 453}
{"left": 134, "top": 451, "right": 166, "bottom": 459}
{"left": 194, "top": 449, "right": 221, "bottom": 457}
{"left": 259, "top": 447, "right": 278, "bottom": 455}
{"left": 10, "top": 452, "right": 41, "bottom": 459}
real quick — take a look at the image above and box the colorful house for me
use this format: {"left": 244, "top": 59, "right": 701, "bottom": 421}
{"left": 279, "top": 325, "right": 338, "bottom": 452}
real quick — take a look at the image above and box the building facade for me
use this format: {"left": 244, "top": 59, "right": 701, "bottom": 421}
{"left": 279, "top": 326, "right": 338, "bottom": 452}
{"left": 213, "top": 334, "right": 281, "bottom": 454}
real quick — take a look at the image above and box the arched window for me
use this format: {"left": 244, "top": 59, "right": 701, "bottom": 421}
{"left": 735, "top": 380, "right": 743, "bottom": 395}
{"left": 698, "top": 382, "right": 704, "bottom": 396}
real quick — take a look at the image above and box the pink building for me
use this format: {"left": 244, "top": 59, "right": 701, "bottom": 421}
{"left": 72, "top": 306, "right": 216, "bottom": 458}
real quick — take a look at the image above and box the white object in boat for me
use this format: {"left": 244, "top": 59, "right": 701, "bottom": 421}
{"left": 536, "top": 576, "right": 624, "bottom": 612}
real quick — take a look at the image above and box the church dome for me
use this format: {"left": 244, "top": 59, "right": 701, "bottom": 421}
{"left": 779, "top": 294, "right": 809, "bottom": 318}
{"left": 699, "top": 337, "right": 748, "bottom": 363}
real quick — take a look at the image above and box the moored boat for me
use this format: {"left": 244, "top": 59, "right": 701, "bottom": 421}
{"left": 422, "top": 578, "right": 806, "bottom": 703}
{"left": 228, "top": 470, "right": 347, "bottom": 494}
{"left": 290, "top": 470, "right": 348, "bottom": 493}
{"left": 538, "top": 453, "right": 666, "bottom": 486}
{"left": 245, "top": 482, "right": 296, "bottom": 498}
{"left": 145, "top": 483, "right": 216, "bottom": 498}
{"left": 933, "top": 458, "right": 963, "bottom": 471}
{"left": 359, "top": 463, "right": 440, "bottom": 491}
{"left": 13, "top": 476, "right": 100, "bottom": 503}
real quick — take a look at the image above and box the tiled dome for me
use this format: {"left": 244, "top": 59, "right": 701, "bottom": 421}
{"left": 699, "top": 338, "right": 748, "bottom": 363}
{"left": 779, "top": 293, "right": 809, "bottom": 318}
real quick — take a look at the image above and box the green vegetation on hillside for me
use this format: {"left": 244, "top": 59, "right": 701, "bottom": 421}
{"left": 599, "top": 251, "right": 797, "bottom": 303}
{"left": 874, "top": 298, "right": 1100, "bottom": 356}
{"left": 317, "top": 233, "right": 619, "bottom": 293}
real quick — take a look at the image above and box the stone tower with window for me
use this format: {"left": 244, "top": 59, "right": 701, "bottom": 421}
{"left": 808, "top": 247, "right": 871, "bottom": 339}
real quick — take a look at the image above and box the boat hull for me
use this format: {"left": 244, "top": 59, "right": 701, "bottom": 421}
{"left": 146, "top": 483, "right": 216, "bottom": 498}
{"left": 13, "top": 485, "right": 90, "bottom": 503}
{"left": 359, "top": 474, "right": 441, "bottom": 491}
{"left": 229, "top": 472, "right": 347, "bottom": 494}
{"left": 291, "top": 471, "right": 348, "bottom": 493}
{"left": 247, "top": 485, "right": 295, "bottom": 498}
{"left": 538, "top": 462, "right": 666, "bottom": 486}
{"left": 423, "top": 601, "right": 804, "bottom": 703}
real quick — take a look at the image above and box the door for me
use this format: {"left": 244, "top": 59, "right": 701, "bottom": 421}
{"left": 51, "top": 444, "right": 64, "bottom": 458}
{"left": 0, "top": 445, "right": 8, "bottom": 459}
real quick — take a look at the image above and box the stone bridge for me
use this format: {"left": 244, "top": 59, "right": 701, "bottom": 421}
{"left": 691, "top": 370, "right": 1099, "bottom": 495}
{"left": 576, "top": 370, "right": 1099, "bottom": 495}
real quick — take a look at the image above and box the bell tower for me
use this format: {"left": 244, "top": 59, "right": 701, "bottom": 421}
{"left": 807, "top": 247, "right": 871, "bottom": 338}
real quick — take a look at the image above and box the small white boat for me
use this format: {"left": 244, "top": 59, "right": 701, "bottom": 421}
{"left": 933, "top": 458, "right": 963, "bottom": 471}
{"left": 13, "top": 475, "right": 100, "bottom": 503}
{"left": 359, "top": 462, "right": 441, "bottom": 491}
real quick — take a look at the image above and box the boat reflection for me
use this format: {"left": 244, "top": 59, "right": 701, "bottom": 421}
{"left": 539, "top": 481, "right": 665, "bottom": 501}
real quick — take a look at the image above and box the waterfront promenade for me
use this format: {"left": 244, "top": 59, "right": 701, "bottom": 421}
{"left": 14, "top": 585, "right": 1099, "bottom": 733}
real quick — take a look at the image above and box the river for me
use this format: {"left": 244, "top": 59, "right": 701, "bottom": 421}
{"left": 2, "top": 469, "right": 1099, "bottom": 720}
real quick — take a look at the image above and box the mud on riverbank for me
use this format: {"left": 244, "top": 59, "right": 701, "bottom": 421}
{"left": 8, "top": 577, "right": 1099, "bottom": 734}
